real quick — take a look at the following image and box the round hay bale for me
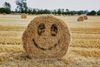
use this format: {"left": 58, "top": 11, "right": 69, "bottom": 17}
{"left": 77, "top": 16, "right": 84, "bottom": 22}
{"left": 2, "top": 13, "right": 6, "bottom": 15}
{"left": 21, "top": 13, "right": 27, "bottom": 19}
{"left": 22, "top": 15, "right": 70, "bottom": 59}
{"left": 83, "top": 15, "right": 88, "bottom": 20}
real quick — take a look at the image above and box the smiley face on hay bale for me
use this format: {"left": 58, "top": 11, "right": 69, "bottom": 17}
{"left": 22, "top": 15, "right": 70, "bottom": 59}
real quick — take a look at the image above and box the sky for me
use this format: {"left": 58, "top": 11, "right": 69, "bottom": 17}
{"left": 0, "top": 0, "right": 100, "bottom": 11}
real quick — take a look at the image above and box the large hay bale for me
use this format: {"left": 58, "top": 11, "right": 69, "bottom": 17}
{"left": 22, "top": 15, "right": 70, "bottom": 59}
{"left": 21, "top": 13, "right": 27, "bottom": 19}
{"left": 77, "top": 16, "right": 84, "bottom": 22}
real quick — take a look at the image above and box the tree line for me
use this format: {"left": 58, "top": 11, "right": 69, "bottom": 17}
{"left": 0, "top": 0, "right": 100, "bottom": 15}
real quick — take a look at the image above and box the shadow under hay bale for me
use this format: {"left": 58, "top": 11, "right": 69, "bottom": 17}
{"left": 22, "top": 15, "right": 71, "bottom": 59}
{"left": 0, "top": 52, "right": 67, "bottom": 67}
{"left": 21, "top": 13, "right": 27, "bottom": 19}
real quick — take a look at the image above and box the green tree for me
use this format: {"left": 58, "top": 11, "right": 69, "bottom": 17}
{"left": 87, "top": 10, "right": 96, "bottom": 15}
{"left": 0, "top": 2, "right": 11, "bottom": 14}
{"left": 65, "top": 9, "right": 69, "bottom": 15}
{"left": 27, "top": 8, "right": 32, "bottom": 14}
{"left": 0, "top": 8, "right": 11, "bottom": 14}
{"left": 57, "top": 9, "right": 62, "bottom": 15}
{"left": 16, "top": 0, "right": 28, "bottom": 13}
{"left": 97, "top": 10, "right": 100, "bottom": 15}
{"left": 3, "top": 2, "right": 11, "bottom": 10}
{"left": 77, "top": 10, "right": 84, "bottom": 15}
{"left": 52, "top": 9, "right": 57, "bottom": 14}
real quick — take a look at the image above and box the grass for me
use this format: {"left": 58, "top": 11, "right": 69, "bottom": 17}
{"left": 71, "top": 28, "right": 100, "bottom": 33}
{"left": 70, "top": 39, "right": 100, "bottom": 48}
{"left": 0, "top": 45, "right": 23, "bottom": 53}
{"left": 71, "top": 47, "right": 100, "bottom": 57}
{"left": 0, "top": 25, "right": 25, "bottom": 31}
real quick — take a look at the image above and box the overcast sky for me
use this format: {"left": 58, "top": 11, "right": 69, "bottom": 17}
{"left": 0, "top": 0, "right": 100, "bottom": 11}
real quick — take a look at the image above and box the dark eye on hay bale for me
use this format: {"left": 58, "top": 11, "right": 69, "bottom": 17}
{"left": 51, "top": 24, "right": 58, "bottom": 36}
{"left": 38, "top": 23, "right": 45, "bottom": 35}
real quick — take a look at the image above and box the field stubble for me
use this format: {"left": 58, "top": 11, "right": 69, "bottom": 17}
{"left": 0, "top": 15, "right": 100, "bottom": 67}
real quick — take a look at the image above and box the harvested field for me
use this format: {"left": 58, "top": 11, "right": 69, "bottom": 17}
{"left": 0, "top": 14, "right": 100, "bottom": 67}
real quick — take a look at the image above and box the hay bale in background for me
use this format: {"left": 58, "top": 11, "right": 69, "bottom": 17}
{"left": 77, "top": 16, "right": 84, "bottom": 22}
{"left": 83, "top": 15, "right": 88, "bottom": 20}
{"left": 2, "top": 13, "right": 6, "bottom": 15}
{"left": 22, "top": 15, "right": 70, "bottom": 59}
{"left": 21, "top": 13, "right": 27, "bottom": 19}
